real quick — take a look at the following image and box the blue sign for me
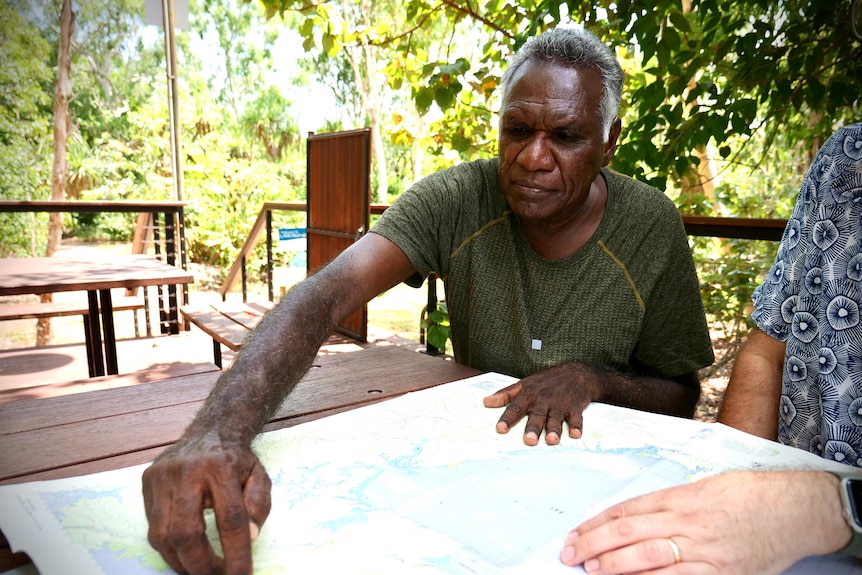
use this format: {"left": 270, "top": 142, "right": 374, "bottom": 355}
{"left": 279, "top": 227, "right": 306, "bottom": 241}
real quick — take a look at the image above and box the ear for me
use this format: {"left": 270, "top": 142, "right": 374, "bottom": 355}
{"left": 602, "top": 117, "right": 622, "bottom": 166}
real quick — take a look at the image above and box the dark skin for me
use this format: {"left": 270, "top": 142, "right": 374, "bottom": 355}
{"left": 142, "top": 60, "right": 700, "bottom": 575}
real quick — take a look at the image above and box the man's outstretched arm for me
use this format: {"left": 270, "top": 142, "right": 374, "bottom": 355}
{"left": 142, "top": 233, "right": 416, "bottom": 575}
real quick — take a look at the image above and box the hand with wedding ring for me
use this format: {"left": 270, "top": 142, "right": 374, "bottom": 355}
{"left": 559, "top": 470, "right": 851, "bottom": 574}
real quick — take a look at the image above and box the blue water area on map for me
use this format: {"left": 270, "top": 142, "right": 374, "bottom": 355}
{"left": 363, "top": 446, "right": 690, "bottom": 569}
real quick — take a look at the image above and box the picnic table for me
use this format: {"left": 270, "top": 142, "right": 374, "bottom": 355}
{"left": 0, "top": 255, "right": 193, "bottom": 377}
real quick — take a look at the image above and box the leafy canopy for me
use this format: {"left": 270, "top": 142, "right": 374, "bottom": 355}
{"left": 258, "top": 0, "right": 861, "bottom": 195}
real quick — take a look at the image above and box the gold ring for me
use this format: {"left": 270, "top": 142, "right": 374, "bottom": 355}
{"left": 667, "top": 537, "right": 682, "bottom": 564}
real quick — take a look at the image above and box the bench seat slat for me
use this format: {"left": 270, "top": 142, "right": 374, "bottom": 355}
{"left": 0, "top": 297, "right": 145, "bottom": 321}
{"left": 180, "top": 306, "right": 251, "bottom": 352}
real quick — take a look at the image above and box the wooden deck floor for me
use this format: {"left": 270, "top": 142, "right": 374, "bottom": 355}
{"left": 0, "top": 319, "right": 426, "bottom": 403}
{"left": 0, "top": 330, "right": 224, "bottom": 402}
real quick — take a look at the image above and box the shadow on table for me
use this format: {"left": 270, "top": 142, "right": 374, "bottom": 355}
{"left": 0, "top": 355, "right": 219, "bottom": 404}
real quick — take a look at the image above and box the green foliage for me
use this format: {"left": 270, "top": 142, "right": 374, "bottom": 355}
{"left": 183, "top": 117, "right": 305, "bottom": 274}
{"left": 0, "top": 5, "right": 53, "bottom": 256}
{"left": 606, "top": 0, "right": 860, "bottom": 192}
{"left": 421, "top": 301, "right": 451, "bottom": 353}
{"left": 192, "top": 0, "right": 280, "bottom": 118}
{"left": 70, "top": 211, "right": 137, "bottom": 241}
{"left": 693, "top": 236, "right": 778, "bottom": 374}
{"left": 261, "top": 0, "right": 859, "bottom": 197}
{"left": 240, "top": 86, "right": 301, "bottom": 161}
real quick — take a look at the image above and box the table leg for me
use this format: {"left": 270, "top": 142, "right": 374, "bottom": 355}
{"left": 157, "top": 284, "right": 168, "bottom": 334}
{"left": 99, "top": 288, "right": 119, "bottom": 375}
{"left": 82, "top": 314, "right": 96, "bottom": 378}
{"left": 85, "top": 290, "right": 105, "bottom": 377}
{"left": 167, "top": 284, "right": 179, "bottom": 334}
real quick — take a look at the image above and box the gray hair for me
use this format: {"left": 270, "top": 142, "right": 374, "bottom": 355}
{"left": 500, "top": 27, "right": 623, "bottom": 139}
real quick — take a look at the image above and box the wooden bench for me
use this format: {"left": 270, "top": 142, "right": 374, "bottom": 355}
{"left": 180, "top": 300, "right": 274, "bottom": 368}
{"left": 0, "top": 295, "right": 150, "bottom": 337}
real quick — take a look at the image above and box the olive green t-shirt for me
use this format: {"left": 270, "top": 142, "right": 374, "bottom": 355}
{"left": 371, "top": 158, "right": 714, "bottom": 380}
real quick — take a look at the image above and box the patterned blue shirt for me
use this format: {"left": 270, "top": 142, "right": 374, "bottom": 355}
{"left": 751, "top": 122, "right": 862, "bottom": 466}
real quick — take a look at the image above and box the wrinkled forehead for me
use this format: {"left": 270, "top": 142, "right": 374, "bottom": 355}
{"left": 500, "top": 60, "right": 604, "bottom": 112}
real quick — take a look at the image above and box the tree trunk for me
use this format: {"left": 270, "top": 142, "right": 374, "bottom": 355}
{"left": 369, "top": 108, "right": 389, "bottom": 204}
{"left": 37, "top": 0, "right": 74, "bottom": 346}
{"left": 341, "top": 0, "right": 389, "bottom": 204}
{"left": 677, "top": 0, "right": 717, "bottom": 213}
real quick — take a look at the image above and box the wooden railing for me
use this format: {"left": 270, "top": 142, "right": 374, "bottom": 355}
{"left": 223, "top": 204, "right": 788, "bottom": 299}
{"left": 0, "top": 200, "right": 188, "bottom": 265}
{"left": 220, "top": 201, "right": 390, "bottom": 301}
{"left": 681, "top": 215, "right": 785, "bottom": 241}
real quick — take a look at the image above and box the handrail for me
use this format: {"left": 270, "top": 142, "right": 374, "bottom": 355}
{"left": 681, "top": 215, "right": 786, "bottom": 241}
{"left": 0, "top": 199, "right": 186, "bottom": 213}
{"left": 222, "top": 203, "right": 788, "bottom": 355}
{"left": 219, "top": 201, "right": 390, "bottom": 300}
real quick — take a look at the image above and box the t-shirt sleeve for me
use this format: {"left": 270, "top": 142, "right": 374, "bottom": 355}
{"left": 370, "top": 159, "right": 499, "bottom": 279}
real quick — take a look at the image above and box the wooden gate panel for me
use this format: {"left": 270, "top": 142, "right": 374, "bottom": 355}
{"left": 306, "top": 129, "right": 371, "bottom": 341}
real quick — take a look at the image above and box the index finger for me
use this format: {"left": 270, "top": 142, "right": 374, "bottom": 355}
{"left": 574, "top": 485, "right": 679, "bottom": 535}
{"left": 210, "top": 473, "right": 254, "bottom": 575}
{"left": 483, "top": 381, "right": 523, "bottom": 408}
{"left": 143, "top": 468, "right": 189, "bottom": 574}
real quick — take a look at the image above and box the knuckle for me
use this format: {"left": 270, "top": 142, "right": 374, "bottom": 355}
{"left": 616, "top": 516, "right": 635, "bottom": 537}
{"left": 219, "top": 503, "right": 249, "bottom": 532}
{"left": 166, "top": 525, "right": 202, "bottom": 552}
{"left": 606, "top": 501, "right": 628, "bottom": 521}
{"left": 505, "top": 403, "right": 526, "bottom": 418}
{"left": 147, "top": 528, "right": 168, "bottom": 551}
{"left": 643, "top": 538, "right": 667, "bottom": 563}
{"left": 258, "top": 468, "right": 273, "bottom": 491}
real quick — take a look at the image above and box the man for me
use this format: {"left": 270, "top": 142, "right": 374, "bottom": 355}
{"left": 718, "top": 122, "right": 862, "bottom": 464}
{"left": 560, "top": 124, "right": 862, "bottom": 573}
{"left": 142, "top": 27, "right": 714, "bottom": 574}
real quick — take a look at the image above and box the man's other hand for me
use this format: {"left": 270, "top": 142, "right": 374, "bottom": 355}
{"left": 483, "top": 365, "right": 598, "bottom": 446}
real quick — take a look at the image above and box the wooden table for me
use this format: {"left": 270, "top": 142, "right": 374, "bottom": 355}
{"left": 0, "top": 341, "right": 481, "bottom": 571}
{"left": 0, "top": 255, "right": 194, "bottom": 378}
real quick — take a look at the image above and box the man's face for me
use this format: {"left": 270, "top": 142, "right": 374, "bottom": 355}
{"left": 498, "top": 60, "right": 619, "bottom": 227}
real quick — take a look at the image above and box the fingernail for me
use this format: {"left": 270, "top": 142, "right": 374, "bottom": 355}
{"left": 565, "top": 530, "right": 579, "bottom": 544}
{"left": 584, "top": 558, "right": 599, "bottom": 573}
{"left": 249, "top": 521, "right": 260, "bottom": 541}
{"left": 560, "top": 545, "right": 575, "bottom": 565}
